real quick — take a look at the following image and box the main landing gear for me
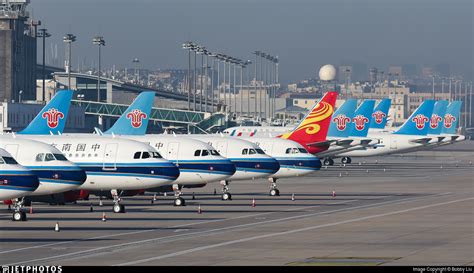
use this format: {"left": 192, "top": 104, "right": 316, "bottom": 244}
{"left": 111, "top": 189, "right": 125, "bottom": 213}
{"left": 269, "top": 177, "right": 280, "bottom": 196}
{"left": 12, "top": 198, "right": 27, "bottom": 221}
{"left": 220, "top": 180, "right": 232, "bottom": 201}
{"left": 323, "top": 158, "right": 334, "bottom": 166}
{"left": 341, "top": 157, "right": 352, "bottom": 164}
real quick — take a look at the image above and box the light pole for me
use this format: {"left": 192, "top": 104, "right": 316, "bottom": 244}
{"left": 275, "top": 56, "right": 279, "bottom": 121}
{"left": 244, "top": 60, "right": 252, "bottom": 117}
{"left": 132, "top": 58, "right": 140, "bottom": 84}
{"left": 253, "top": 51, "right": 260, "bottom": 119}
{"left": 37, "top": 28, "right": 51, "bottom": 102}
{"left": 210, "top": 53, "right": 217, "bottom": 112}
{"left": 93, "top": 36, "right": 105, "bottom": 102}
{"left": 19, "top": 90, "right": 23, "bottom": 103}
{"left": 469, "top": 82, "right": 472, "bottom": 127}
{"left": 196, "top": 46, "right": 205, "bottom": 112}
{"left": 432, "top": 75, "right": 435, "bottom": 100}
{"left": 182, "top": 41, "right": 195, "bottom": 110}
{"left": 63, "top": 33, "right": 76, "bottom": 90}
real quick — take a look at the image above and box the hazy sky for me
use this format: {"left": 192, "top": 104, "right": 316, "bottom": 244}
{"left": 30, "top": 0, "right": 473, "bottom": 83}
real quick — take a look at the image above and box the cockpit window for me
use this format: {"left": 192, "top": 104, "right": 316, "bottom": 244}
{"left": 44, "top": 153, "right": 56, "bottom": 161}
{"left": 3, "top": 157, "right": 18, "bottom": 164}
{"left": 242, "top": 148, "right": 248, "bottom": 155}
{"left": 202, "top": 150, "right": 209, "bottom": 156}
{"left": 35, "top": 153, "right": 45, "bottom": 162}
{"left": 194, "top": 150, "right": 201, "bottom": 156}
{"left": 249, "top": 149, "right": 256, "bottom": 155}
{"left": 133, "top": 152, "right": 141, "bottom": 159}
{"left": 0, "top": 157, "right": 4, "bottom": 164}
{"left": 285, "top": 148, "right": 292, "bottom": 154}
{"left": 151, "top": 152, "right": 162, "bottom": 158}
{"left": 255, "top": 149, "right": 265, "bottom": 154}
{"left": 298, "top": 148, "right": 308, "bottom": 153}
{"left": 141, "top": 152, "right": 151, "bottom": 159}
{"left": 286, "top": 148, "right": 302, "bottom": 154}
{"left": 54, "top": 154, "right": 68, "bottom": 161}
{"left": 210, "top": 150, "right": 220, "bottom": 156}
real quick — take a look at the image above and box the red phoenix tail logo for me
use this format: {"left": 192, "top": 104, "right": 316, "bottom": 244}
{"left": 372, "top": 111, "right": 386, "bottom": 124}
{"left": 41, "top": 108, "right": 64, "bottom": 129}
{"left": 352, "top": 115, "right": 369, "bottom": 131}
{"left": 333, "top": 114, "right": 351, "bottom": 131}
{"left": 412, "top": 114, "right": 429, "bottom": 130}
{"left": 126, "top": 109, "right": 147, "bottom": 128}
{"left": 444, "top": 114, "right": 456, "bottom": 128}
{"left": 430, "top": 114, "right": 442, "bottom": 129}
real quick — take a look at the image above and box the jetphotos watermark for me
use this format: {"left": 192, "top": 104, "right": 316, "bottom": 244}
{"left": 1, "top": 266, "right": 62, "bottom": 273}
{"left": 413, "top": 267, "right": 473, "bottom": 273}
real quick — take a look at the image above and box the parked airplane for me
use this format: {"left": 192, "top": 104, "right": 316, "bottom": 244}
{"left": 240, "top": 137, "right": 321, "bottom": 196}
{"left": 0, "top": 148, "right": 40, "bottom": 221}
{"left": 103, "top": 92, "right": 236, "bottom": 206}
{"left": 0, "top": 135, "right": 87, "bottom": 220}
{"left": 16, "top": 90, "right": 180, "bottom": 213}
{"left": 336, "top": 100, "right": 436, "bottom": 158}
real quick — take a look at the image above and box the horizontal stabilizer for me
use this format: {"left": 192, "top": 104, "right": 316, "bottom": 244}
{"left": 409, "top": 137, "right": 432, "bottom": 144}
{"left": 335, "top": 139, "right": 353, "bottom": 146}
{"left": 306, "top": 140, "right": 335, "bottom": 147}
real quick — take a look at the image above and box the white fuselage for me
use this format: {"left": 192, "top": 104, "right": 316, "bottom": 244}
{"left": 0, "top": 136, "right": 87, "bottom": 195}
{"left": 337, "top": 132, "right": 432, "bottom": 157}
{"left": 186, "top": 135, "right": 280, "bottom": 181}
{"left": 17, "top": 135, "right": 180, "bottom": 191}
{"left": 241, "top": 137, "right": 321, "bottom": 179}
{"left": 113, "top": 135, "right": 236, "bottom": 186}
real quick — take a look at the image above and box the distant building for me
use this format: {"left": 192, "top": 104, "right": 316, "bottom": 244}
{"left": 0, "top": 0, "right": 37, "bottom": 103}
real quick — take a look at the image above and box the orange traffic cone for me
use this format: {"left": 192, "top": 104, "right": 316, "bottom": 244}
{"left": 29, "top": 205, "right": 33, "bottom": 214}
{"left": 102, "top": 212, "right": 107, "bottom": 222}
{"left": 197, "top": 205, "right": 202, "bottom": 214}
{"left": 251, "top": 199, "right": 256, "bottom": 207}
{"left": 291, "top": 194, "right": 295, "bottom": 201}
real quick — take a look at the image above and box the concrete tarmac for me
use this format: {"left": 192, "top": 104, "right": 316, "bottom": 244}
{"left": 0, "top": 141, "right": 473, "bottom": 266}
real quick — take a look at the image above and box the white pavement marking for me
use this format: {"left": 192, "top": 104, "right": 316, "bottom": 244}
{"left": 118, "top": 196, "right": 474, "bottom": 266}
{"left": 0, "top": 199, "right": 358, "bottom": 255}
{"left": 6, "top": 192, "right": 452, "bottom": 265}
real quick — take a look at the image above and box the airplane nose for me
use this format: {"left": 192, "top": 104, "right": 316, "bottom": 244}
{"left": 0, "top": 171, "right": 40, "bottom": 192}
{"left": 256, "top": 158, "right": 280, "bottom": 174}
{"left": 153, "top": 163, "right": 180, "bottom": 180}
{"left": 210, "top": 160, "right": 236, "bottom": 176}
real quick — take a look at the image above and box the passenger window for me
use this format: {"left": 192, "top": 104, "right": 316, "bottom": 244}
{"left": 134, "top": 152, "right": 141, "bottom": 159}
{"left": 202, "top": 150, "right": 209, "bottom": 156}
{"left": 242, "top": 148, "right": 248, "bottom": 155}
{"left": 45, "top": 153, "right": 55, "bottom": 161}
{"left": 35, "top": 153, "right": 45, "bottom": 162}
{"left": 194, "top": 150, "right": 201, "bottom": 156}
{"left": 249, "top": 149, "right": 256, "bottom": 155}
{"left": 142, "top": 152, "right": 151, "bottom": 159}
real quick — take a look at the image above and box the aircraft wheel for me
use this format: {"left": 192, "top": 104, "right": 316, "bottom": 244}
{"left": 12, "top": 211, "right": 26, "bottom": 221}
{"left": 269, "top": 189, "right": 280, "bottom": 196}
{"left": 222, "top": 193, "right": 232, "bottom": 201}
{"left": 174, "top": 197, "right": 186, "bottom": 206}
{"left": 113, "top": 203, "right": 125, "bottom": 213}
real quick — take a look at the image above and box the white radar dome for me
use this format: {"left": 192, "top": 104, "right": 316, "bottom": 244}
{"left": 319, "top": 64, "right": 336, "bottom": 81}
